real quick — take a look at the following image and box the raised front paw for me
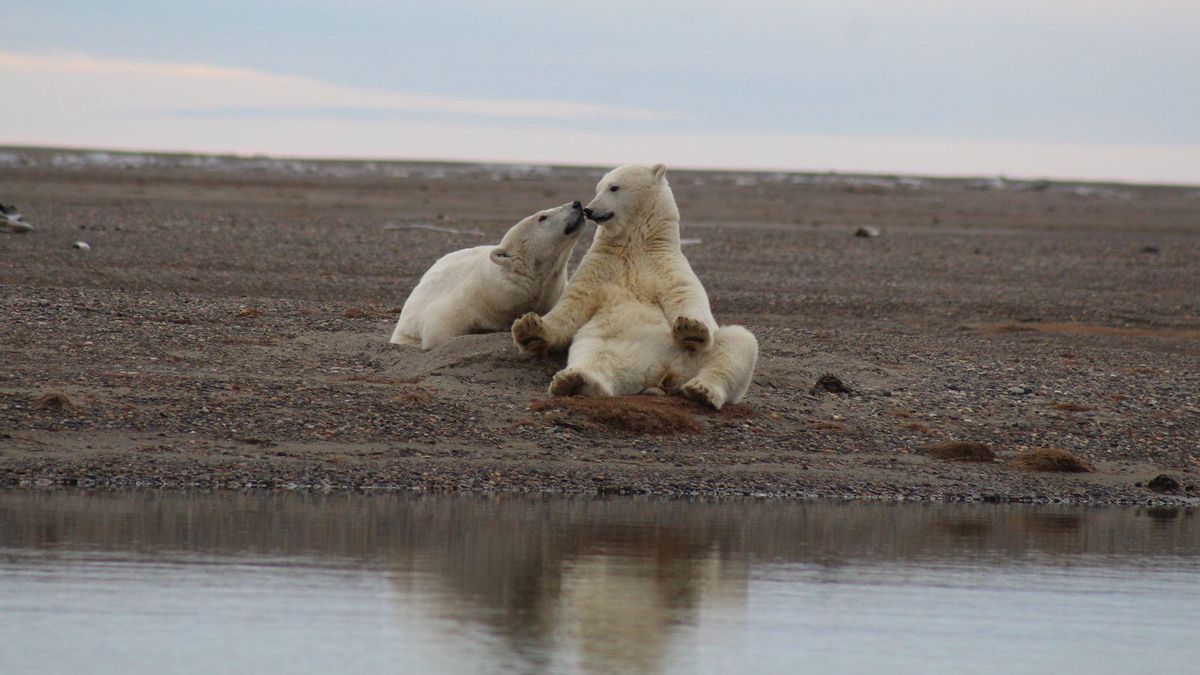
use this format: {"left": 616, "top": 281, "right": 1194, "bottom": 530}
{"left": 672, "top": 316, "right": 711, "bottom": 351}
{"left": 512, "top": 312, "right": 549, "bottom": 353}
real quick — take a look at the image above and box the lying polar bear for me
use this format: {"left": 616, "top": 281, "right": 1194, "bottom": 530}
{"left": 390, "top": 202, "right": 585, "bottom": 349}
{"left": 511, "top": 164, "right": 758, "bottom": 409}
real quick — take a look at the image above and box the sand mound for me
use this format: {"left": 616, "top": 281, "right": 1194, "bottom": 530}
{"left": 35, "top": 391, "right": 76, "bottom": 411}
{"left": 1009, "top": 447, "right": 1093, "bottom": 472}
{"left": 922, "top": 441, "right": 996, "bottom": 462}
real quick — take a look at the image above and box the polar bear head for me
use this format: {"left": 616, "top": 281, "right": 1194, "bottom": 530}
{"left": 583, "top": 163, "right": 679, "bottom": 235}
{"left": 490, "top": 201, "right": 586, "bottom": 278}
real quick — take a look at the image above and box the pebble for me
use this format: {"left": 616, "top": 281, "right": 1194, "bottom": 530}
{"left": 73, "top": 241, "right": 91, "bottom": 251}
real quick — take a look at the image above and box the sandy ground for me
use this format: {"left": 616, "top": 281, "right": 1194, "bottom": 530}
{"left": 2, "top": 147, "right": 1198, "bottom": 503}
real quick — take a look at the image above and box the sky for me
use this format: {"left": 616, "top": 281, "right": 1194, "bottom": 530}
{"left": 3, "top": 1, "right": 1198, "bottom": 183}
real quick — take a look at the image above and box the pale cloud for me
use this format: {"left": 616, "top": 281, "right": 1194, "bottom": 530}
{"left": 0, "top": 51, "right": 674, "bottom": 122}
{"left": 2, "top": 49, "right": 1197, "bottom": 184}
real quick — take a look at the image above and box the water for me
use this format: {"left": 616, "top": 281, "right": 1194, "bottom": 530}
{"left": 1, "top": 492, "right": 1197, "bottom": 674}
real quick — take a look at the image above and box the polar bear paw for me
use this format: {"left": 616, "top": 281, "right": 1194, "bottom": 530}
{"left": 672, "top": 317, "right": 711, "bottom": 351}
{"left": 549, "top": 369, "right": 587, "bottom": 397}
{"left": 682, "top": 379, "right": 727, "bottom": 410}
{"left": 550, "top": 368, "right": 613, "bottom": 398}
{"left": 512, "top": 312, "right": 549, "bottom": 353}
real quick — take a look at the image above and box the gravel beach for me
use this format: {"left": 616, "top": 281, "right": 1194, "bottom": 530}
{"left": 2, "top": 147, "right": 1198, "bottom": 502}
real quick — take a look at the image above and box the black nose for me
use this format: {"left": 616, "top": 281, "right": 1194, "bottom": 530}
{"left": 572, "top": 201, "right": 582, "bottom": 209}
{"left": 582, "top": 207, "right": 593, "bottom": 218}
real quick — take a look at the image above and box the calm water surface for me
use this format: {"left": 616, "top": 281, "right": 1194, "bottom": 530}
{"left": 1, "top": 492, "right": 1197, "bottom": 674}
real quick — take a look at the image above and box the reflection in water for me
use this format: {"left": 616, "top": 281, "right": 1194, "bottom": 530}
{"left": 1, "top": 492, "right": 1198, "bottom": 674}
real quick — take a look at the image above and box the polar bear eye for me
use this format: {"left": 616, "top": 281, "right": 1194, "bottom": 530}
{"left": 538, "top": 215, "right": 548, "bottom": 222}
{"left": 609, "top": 185, "right": 620, "bottom": 192}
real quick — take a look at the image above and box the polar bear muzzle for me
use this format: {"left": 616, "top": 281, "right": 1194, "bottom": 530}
{"left": 563, "top": 201, "right": 586, "bottom": 235}
{"left": 583, "top": 207, "right": 614, "bottom": 224}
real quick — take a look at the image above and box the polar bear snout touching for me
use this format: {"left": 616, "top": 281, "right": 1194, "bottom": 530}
{"left": 390, "top": 202, "right": 585, "bottom": 350}
{"left": 490, "top": 201, "right": 586, "bottom": 274}
{"left": 563, "top": 201, "right": 586, "bottom": 233}
{"left": 516, "top": 163, "right": 759, "bottom": 410}
{"left": 581, "top": 204, "right": 613, "bottom": 223}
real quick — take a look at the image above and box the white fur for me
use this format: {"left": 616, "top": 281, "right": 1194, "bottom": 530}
{"left": 512, "top": 164, "right": 758, "bottom": 409}
{"left": 391, "top": 203, "right": 584, "bottom": 349}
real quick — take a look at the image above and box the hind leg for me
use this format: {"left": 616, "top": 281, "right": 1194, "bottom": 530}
{"left": 549, "top": 367, "right": 615, "bottom": 397}
{"left": 549, "top": 332, "right": 617, "bottom": 398}
{"left": 680, "top": 325, "right": 758, "bottom": 410}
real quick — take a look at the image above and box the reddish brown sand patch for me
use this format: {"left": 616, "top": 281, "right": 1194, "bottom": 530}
{"left": 1009, "top": 447, "right": 1093, "bottom": 472}
{"left": 922, "top": 441, "right": 996, "bottom": 462}
{"left": 521, "top": 396, "right": 753, "bottom": 435}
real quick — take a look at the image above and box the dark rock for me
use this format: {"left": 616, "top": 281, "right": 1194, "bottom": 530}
{"left": 1147, "top": 474, "right": 1180, "bottom": 494}
{"left": 811, "top": 374, "right": 852, "bottom": 395}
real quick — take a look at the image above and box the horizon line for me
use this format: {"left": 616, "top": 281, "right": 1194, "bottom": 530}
{"left": 3, "top": 143, "right": 1198, "bottom": 190}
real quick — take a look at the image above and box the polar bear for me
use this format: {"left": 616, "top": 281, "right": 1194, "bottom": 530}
{"left": 511, "top": 164, "right": 758, "bottom": 409}
{"left": 390, "top": 202, "right": 585, "bottom": 349}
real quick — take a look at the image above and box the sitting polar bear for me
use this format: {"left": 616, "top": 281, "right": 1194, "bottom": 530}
{"left": 511, "top": 164, "right": 758, "bottom": 409}
{"left": 390, "top": 202, "right": 585, "bottom": 349}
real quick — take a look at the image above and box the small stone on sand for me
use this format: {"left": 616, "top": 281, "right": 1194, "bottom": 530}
{"left": 1146, "top": 474, "right": 1180, "bottom": 494}
{"left": 811, "top": 374, "right": 852, "bottom": 395}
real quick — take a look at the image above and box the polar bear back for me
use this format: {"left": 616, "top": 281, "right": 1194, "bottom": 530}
{"left": 390, "top": 246, "right": 503, "bottom": 348}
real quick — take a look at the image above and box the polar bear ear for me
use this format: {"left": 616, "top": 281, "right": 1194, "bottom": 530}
{"left": 490, "top": 247, "right": 512, "bottom": 267}
{"left": 651, "top": 163, "right": 667, "bottom": 181}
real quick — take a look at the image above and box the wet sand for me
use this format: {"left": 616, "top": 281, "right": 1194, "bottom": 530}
{"left": 2, "top": 147, "right": 1198, "bottom": 502}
